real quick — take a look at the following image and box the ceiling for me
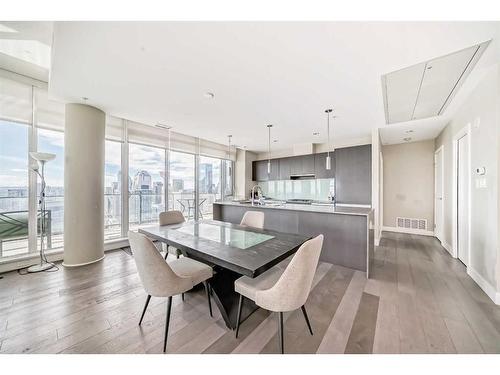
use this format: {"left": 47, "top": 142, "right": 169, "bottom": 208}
{"left": 382, "top": 41, "right": 489, "bottom": 124}
{"left": 46, "top": 22, "right": 500, "bottom": 152}
{"left": 0, "top": 21, "right": 53, "bottom": 82}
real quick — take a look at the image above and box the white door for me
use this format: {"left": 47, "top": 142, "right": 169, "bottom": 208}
{"left": 457, "top": 134, "right": 469, "bottom": 266}
{"left": 434, "top": 148, "right": 444, "bottom": 243}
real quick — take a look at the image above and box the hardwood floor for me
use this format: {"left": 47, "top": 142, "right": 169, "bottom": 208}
{"left": 1, "top": 231, "right": 500, "bottom": 354}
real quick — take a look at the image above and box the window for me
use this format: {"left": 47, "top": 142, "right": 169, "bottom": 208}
{"left": 0, "top": 120, "right": 30, "bottom": 257}
{"left": 169, "top": 151, "right": 195, "bottom": 220}
{"left": 199, "top": 156, "right": 222, "bottom": 219}
{"left": 129, "top": 143, "right": 166, "bottom": 229}
{"left": 104, "top": 140, "right": 122, "bottom": 239}
{"left": 37, "top": 128, "right": 64, "bottom": 250}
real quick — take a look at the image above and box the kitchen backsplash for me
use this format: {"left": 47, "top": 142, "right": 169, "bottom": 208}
{"left": 260, "top": 178, "right": 335, "bottom": 201}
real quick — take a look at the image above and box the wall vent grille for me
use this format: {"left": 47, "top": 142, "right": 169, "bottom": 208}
{"left": 396, "top": 217, "right": 427, "bottom": 231}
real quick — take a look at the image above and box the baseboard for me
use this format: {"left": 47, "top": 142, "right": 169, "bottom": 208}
{"left": 467, "top": 267, "right": 500, "bottom": 305}
{"left": 441, "top": 241, "right": 453, "bottom": 256}
{"left": 382, "top": 226, "right": 435, "bottom": 237}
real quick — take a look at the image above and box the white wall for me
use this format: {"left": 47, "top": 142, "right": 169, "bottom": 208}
{"left": 382, "top": 140, "right": 435, "bottom": 232}
{"left": 435, "top": 63, "right": 499, "bottom": 300}
{"left": 235, "top": 148, "right": 257, "bottom": 199}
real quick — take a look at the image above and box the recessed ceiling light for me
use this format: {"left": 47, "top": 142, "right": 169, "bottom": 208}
{"left": 204, "top": 92, "right": 215, "bottom": 99}
{"left": 313, "top": 132, "right": 320, "bottom": 136}
{"left": 81, "top": 97, "right": 88, "bottom": 101}
{"left": 427, "top": 66, "right": 433, "bottom": 70}
{"left": 405, "top": 130, "right": 414, "bottom": 133}
{"left": 273, "top": 139, "right": 278, "bottom": 143}
{"left": 403, "top": 137, "right": 412, "bottom": 142}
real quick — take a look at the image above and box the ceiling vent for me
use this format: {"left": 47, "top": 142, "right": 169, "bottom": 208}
{"left": 382, "top": 40, "right": 490, "bottom": 124}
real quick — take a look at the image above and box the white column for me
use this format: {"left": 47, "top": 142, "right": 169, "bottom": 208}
{"left": 63, "top": 103, "right": 105, "bottom": 267}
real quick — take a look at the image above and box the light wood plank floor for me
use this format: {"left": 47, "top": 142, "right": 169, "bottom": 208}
{"left": 1, "top": 232, "right": 500, "bottom": 354}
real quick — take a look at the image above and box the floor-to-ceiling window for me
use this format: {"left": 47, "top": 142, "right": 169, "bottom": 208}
{"left": 104, "top": 140, "right": 122, "bottom": 239}
{"left": 128, "top": 143, "right": 166, "bottom": 229}
{"left": 37, "top": 128, "right": 64, "bottom": 250}
{"left": 0, "top": 120, "right": 30, "bottom": 258}
{"left": 199, "top": 156, "right": 222, "bottom": 219}
{"left": 169, "top": 151, "right": 195, "bottom": 220}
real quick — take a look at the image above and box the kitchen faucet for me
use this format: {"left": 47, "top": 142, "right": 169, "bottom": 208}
{"left": 250, "top": 185, "right": 263, "bottom": 206}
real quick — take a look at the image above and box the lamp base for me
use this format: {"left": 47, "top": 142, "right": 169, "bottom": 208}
{"left": 27, "top": 262, "right": 55, "bottom": 273}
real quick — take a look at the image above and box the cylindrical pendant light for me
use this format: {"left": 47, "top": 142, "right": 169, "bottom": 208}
{"left": 325, "top": 109, "right": 333, "bottom": 170}
{"left": 227, "top": 135, "right": 232, "bottom": 177}
{"left": 267, "top": 124, "right": 273, "bottom": 174}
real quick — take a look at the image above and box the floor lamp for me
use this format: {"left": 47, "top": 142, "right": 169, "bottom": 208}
{"left": 28, "top": 152, "right": 57, "bottom": 273}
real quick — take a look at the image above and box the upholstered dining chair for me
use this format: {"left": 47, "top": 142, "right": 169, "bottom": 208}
{"left": 234, "top": 234, "right": 324, "bottom": 354}
{"left": 128, "top": 231, "right": 213, "bottom": 353}
{"left": 240, "top": 211, "right": 265, "bottom": 229}
{"left": 159, "top": 210, "right": 185, "bottom": 260}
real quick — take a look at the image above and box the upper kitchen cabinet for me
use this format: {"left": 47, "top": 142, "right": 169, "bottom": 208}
{"left": 335, "top": 144, "right": 372, "bottom": 205}
{"left": 290, "top": 154, "right": 315, "bottom": 176}
{"left": 279, "top": 157, "right": 292, "bottom": 180}
{"left": 314, "top": 152, "right": 335, "bottom": 179}
{"left": 252, "top": 159, "right": 279, "bottom": 181}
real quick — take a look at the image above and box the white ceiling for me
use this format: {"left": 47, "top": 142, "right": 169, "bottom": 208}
{"left": 48, "top": 22, "right": 500, "bottom": 152}
{"left": 0, "top": 21, "right": 53, "bottom": 82}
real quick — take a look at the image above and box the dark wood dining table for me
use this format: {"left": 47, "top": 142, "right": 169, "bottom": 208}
{"left": 139, "top": 219, "right": 310, "bottom": 329}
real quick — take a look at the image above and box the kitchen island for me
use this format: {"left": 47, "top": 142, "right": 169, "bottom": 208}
{"left": 213, "top": 201, "right": 374, "bottom": 276}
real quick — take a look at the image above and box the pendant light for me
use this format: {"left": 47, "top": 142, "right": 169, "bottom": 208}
{"left": 227, "top": 135, "right": 232, "bottom": 177}
{"left": 267, "top": 124, "right": 273, "bottom": 174}
{"left": 325, "top": 109, "right": 333, "bottom": 170}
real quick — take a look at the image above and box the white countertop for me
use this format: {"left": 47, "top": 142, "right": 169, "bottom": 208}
{"left": 214, "top": 201, "right": 373, "bottom": 217}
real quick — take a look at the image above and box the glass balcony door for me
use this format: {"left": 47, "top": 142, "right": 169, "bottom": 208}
{"left": 169, "top": 151, "right": 195, "bottom": 220}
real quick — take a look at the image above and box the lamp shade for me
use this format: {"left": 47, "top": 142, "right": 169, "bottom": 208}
{"left": 29, "top": 152, "right": 56, "bottom": 163}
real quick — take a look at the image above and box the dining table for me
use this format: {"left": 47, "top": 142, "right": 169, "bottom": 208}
{"left": 139, "top": 219, "right": 311, "bottom": 329}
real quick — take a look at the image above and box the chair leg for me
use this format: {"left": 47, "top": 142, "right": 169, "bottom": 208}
{"left": 176, "top": 253, "right": 179, "bottom": 259}
{"left": 235, "top": 294, "right": 243, "bottom": 338}
{"left": 301, "top": 305, "right": 313, "bottom": 335}
{"left": 278, "top": 312, "right": 284, "bottom": 354}
{"left": 138, "top": 295, "right": 151, "bottom": 326}
{"left": 181, "top": 293, "right": 185, "bottom": 301}
{"left": 163, "top": 296, "right": 173, "bottom": 353}
{"left": 203, "top": 281, "right": 213, "bottom": 317}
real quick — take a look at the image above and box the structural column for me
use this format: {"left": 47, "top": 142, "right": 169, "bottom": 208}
{"left": 63, "top": 103, "right": 105, "bottom": 266}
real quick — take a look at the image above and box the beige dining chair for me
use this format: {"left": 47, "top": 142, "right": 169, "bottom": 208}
{"left": 240, "top": 211, "right": 265, "bottom": 229}
{"left": 159, "top": 210, "right": 185, "bottom": 260}
{"left": 128, "top": 230, "right": 213, "bottom": 353}
{"left": 234, "top": 234, "right": 324, "bottom": 354}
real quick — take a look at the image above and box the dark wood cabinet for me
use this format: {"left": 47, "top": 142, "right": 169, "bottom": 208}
{"left": 334, "top": 144, "right": 371, "bottom": 204}
{"left": 314, "top": 152, "right": 335, "bottom": 179}
{"left": 289, "top": 154, "right": 314, "bottom": 176}
{"left": 252, "top": 159, "right": 279, "bottom": 181}
{"left": 279, "top": 157, "right": 292, "bottom": 180}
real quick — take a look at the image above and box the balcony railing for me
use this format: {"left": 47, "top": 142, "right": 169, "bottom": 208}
{"left": 0, "top": 191, "right": 221, "bottom": 258}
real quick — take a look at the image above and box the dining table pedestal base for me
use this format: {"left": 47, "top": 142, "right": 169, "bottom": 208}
{"left": 208, "top": 266, "right": 258, "bottom": 329}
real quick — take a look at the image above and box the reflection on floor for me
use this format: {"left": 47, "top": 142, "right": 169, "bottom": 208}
{"left": 1, "top": 232, "right": 500, "bottom": 354}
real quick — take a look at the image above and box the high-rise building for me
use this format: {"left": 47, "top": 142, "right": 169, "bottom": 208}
{"left": 133, "top": 170, "right": 152, "bottom": 191}
{"left": 199, "top": 163, "right": 213, "bottom": 194}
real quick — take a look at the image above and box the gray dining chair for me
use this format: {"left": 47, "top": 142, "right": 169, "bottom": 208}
{"left": 240, "top": 211, "right": 265, "bottom": 229}
{"left": 234, "top": 234, "right": 324, "bottom": 353}
{"left": 159, "top": 210, "right": 185, "bottom": 260}
{"left": 128, "top": 230, "right": 213, "bottom": 353}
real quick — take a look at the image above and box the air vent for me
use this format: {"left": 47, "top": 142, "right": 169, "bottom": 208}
{"left": 396, "top": 217, "right": 427, "bottom": 231}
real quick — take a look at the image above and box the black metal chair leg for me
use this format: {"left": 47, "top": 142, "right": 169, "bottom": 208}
{"left": 176, "top": 253, "right": 179, "bottom": 259}
{"left": 163, "top": 296, "right": 173, "bottom": 353}
{"left": 181, "top": 293, "right": 185, "bottom": 301}
{"left": 138, "top": 295, "right": 151, "bottom": 326}
{"left": 301, "top": 305, "right": 313, "bottom": 335}
{"left": 278, "top": 312, "right": 284, "bottom": 354}
{"left": 235, "top": 294, "right": 243, "bottom": 338}
{"left": 203, "top": 281, "right": 213, "bottom": 317}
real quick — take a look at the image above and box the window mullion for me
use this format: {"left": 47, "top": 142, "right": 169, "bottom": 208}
{"left": 28, "top": 85, "right": 38, "bottom": 254}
